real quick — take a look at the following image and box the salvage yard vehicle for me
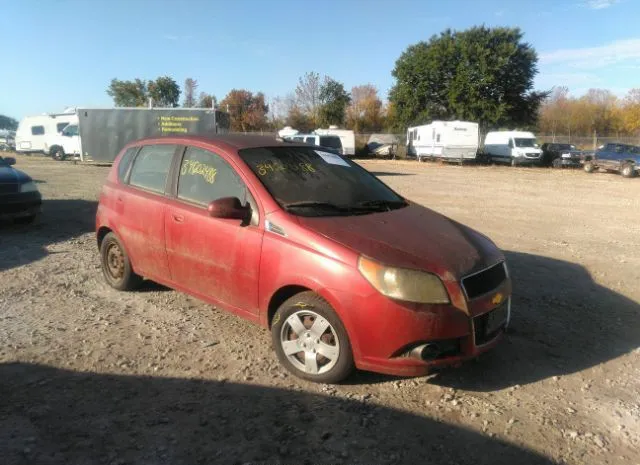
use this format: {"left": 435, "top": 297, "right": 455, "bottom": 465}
{"left": 0, "top": 156, "right": 42, "bottom": 224}
{"left": 483, "top": 130, "right": 543, "bottom": 166}
{"left": 15, "top": 113, "right": 74, "bottom": 154}
{"left": 283, "top": 133, "right": 343, "bottom": 154}
{"left": 540, "top": 142, "right": 583, "bottom": 168}
{"left": 407, "top": 120, "right": 479, "bottom": 163}
{"left": 96, "top": 135, "right": 512, "bottom": 383}
{"left": 583, "top": 143, "right": 640, "bottom": 178}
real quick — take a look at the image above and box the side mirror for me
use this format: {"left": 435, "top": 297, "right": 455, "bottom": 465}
{"left": 4, "top": 157, "right": 16, "bottom": 165}
{"left": 207, "top": 197, "right": 248, "bottom": 220}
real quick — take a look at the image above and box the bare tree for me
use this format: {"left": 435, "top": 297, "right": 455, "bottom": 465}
{"left": 295, "top": 72, "right": 322, "bottom": 125}
{"left": 183, "top": 78, "right": 198, "bottom": 107}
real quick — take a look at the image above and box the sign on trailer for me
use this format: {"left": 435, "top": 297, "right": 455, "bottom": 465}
{"left": 77, "top": 108, "right": 230, "bottom": 163}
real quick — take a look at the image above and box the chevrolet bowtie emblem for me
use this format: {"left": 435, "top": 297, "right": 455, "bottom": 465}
{"left": 492, "top": 293, "right": 503, "bottom": 306}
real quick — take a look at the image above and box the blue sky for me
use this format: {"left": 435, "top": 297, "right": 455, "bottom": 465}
{"left": 1, "top": 0, "right": 638, "bottom": 119}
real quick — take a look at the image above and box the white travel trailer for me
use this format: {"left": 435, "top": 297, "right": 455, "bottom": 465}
{"left": 15, "top": 113, "right": 76, "bottom": 153}
{"left": 314, "top": 126, "right": 355, "bottom": 156}
{"left": 483, "top": 130, "right": 542, "bottom": 165}
{"left": 406, "top": 120, "right": 479, "bottom": 162}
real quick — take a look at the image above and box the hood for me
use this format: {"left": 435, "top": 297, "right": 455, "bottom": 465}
{"left": 0, "top": 165, "right": 31, "bottom": 184}
{"left": 297, "top": 203, "right": 503, "bottom": 280}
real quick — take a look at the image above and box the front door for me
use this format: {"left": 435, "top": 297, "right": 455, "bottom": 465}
{"left": 61, "top": 124, "right": 80, "bottom": 155}
{"left": 165, "top": 146, "right": 263, "bottom": 315}
{"left": 118, "top": 144, "right": 177, "bottom": 280}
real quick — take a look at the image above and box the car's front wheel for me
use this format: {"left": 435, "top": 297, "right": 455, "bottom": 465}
{"left": 271, "top": 292, "right": 354, "bottom": 384}
{"left": 100, "top": 232, "right": 142, "bottom": 291}
{"left": 51, "top": 147, "right": 66, "bottom": 161}
{"left": 552, "top": 158, "right": 563, "bottom": 168}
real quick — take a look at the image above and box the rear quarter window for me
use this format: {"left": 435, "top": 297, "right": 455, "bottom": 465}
{"left": 117, "top": 147, "right": 138, "bottom": 182}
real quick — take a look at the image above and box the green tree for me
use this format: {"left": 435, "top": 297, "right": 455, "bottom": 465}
{"left": 0, "top": 114, "right": 18, "bottom": 131}
{"left": 106, "top": 78, "right": 148, "bottom": 107}
{"left": 183, "top": 78, "right": 198, "bottom": 107}
{"left": 389, "top": 26, "right": 548, "bottom": 131}
{"left": 318, "top": 78, "right": 351, "bottom": 127}
{"left": 148, "top": 76, "right": 181, "bottom": 107}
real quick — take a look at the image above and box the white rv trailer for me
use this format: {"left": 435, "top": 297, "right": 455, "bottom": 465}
{"left": 314, "top": 126, "right": 355, "bottom": 156}
{"left": 15, "top": 113, "right": 77, "bottom": 153}
{"left": 406, "top": 120, "right": 479, "bottom": 162}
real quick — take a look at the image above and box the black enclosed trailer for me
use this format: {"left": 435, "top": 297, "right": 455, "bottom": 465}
{"left": 76, "top": 108, "right": 230, "bottom": 163}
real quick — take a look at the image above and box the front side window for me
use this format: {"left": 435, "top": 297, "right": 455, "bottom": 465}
{"left": 57, "top": 122, "right": 69, "bottom": 133}
{"left": 31, "top": 126, "right": 44, "bottom": 136}
{"left": 177, "top": 146, "right": 247, "bottom": 206}
{"left": 128, "top": 144, "right": 176, "bottom": 194}
{"left": 238, "top": 146, "right": 406, "bottom": 217}
{"left": 63, "top": 125, "right": 79, "bottom": 137}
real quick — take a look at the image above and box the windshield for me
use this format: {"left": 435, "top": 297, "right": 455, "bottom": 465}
{"left": 319, "top": 136, "right": 342, "bottom": 150}
{"left": 556, "top": 144, "right": 576, "bottom": 151}
{"left": 238, "top": 146, "right": 406, "bottom": 217}
{"left": 514, "top": 138, "right": 537, "bottom": 148}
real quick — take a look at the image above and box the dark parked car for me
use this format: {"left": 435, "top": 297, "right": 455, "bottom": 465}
{"left": 584, "top": 143, "right": 640, "bottom": 178}
{"left": 540, "top": 143, "right": 583, "bottom": 168}
{"left": 0, "top": 156, "right": 42, "bottom": 223}
{"left": 96, "top": 135, "right": 511, "bottom": 383}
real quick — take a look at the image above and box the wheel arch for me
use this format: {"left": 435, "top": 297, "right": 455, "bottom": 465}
{"left": 97, "top": 226, "right": 112, "bottom": 250}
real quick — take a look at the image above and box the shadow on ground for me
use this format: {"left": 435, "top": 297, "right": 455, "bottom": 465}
{"left": 430, "top": 250, "right": 640, "bottom": 391}
{"left": 0, "top": 199, "right": 97, "bottom": 272}
{"left": 0, "top": 362, "right": 554, "bottom": 465}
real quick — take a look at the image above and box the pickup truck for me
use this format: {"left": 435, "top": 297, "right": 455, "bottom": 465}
{"left": 540, "top": 143, "right": 583, "bottom": 168}
{"left": 584, "top": 143, "right": 639, "bottom": 178}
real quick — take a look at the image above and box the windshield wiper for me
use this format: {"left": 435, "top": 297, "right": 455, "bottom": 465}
{"left": 281, "top": 201, "right": 350, "bottom": 212}
{"left": 354, "top": 199, "right": 408, "bottom": 211}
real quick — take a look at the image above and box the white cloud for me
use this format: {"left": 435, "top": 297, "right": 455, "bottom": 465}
{"left": 540, "top": 38, "right": 640, "bottom": 69}
{"left": 584, "top": 0, "right": 619, "bottom": 9}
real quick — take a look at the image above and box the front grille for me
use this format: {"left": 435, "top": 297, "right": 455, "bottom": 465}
{"left": 525, "top": 153, "right": 541, "bottom": 159}
{"left": 0, "top": 183, "right": 19, "bottom": 194}
{"left": 461, "top": 262, "right": 506, "bottom": 300}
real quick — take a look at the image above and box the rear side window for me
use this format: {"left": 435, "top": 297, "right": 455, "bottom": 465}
{"left": 117, "top": 147, "right": 138, "bottom": 182}
{"left": 177, "top": 146, "right": 247, "bottom": 206}
{"left": 128, "top": 144, "right": 176, "bottom": 194}
{"left": 319, "top": 136, "right": 342, "bottom": 150}
{"left": 31, "top": 126, "right": 44, "bottom": 135}
{"left": 56, "top": 122, "right": 69, "bottom": 133}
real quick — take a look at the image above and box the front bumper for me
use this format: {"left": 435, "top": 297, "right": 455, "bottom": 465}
{"left": 0, "top": 191, "right": 42, "bottom": 220}
{"left": 341, "top": 275, "right": 512, "bottom": 377}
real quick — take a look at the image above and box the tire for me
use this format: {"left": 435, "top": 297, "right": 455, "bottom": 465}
{"left": 621, "top": 163, "right": 637, "bottom": 178}
{"left": 552, "top": 158, "right": 563, "bottom": 169}
{"left": 100, "top": 232, "right": 142, "bottom": 291}
{"left": 51, "top": 147, "right": 66, "bottom": 161}
{"left": 511, "top": 158, "right": 517, "bottom": 167}
{"left": 271, "top": 291, "right": 354, "bottom": 384}
{"left": 584, "top": 161, "right": 596, "bottom": 173}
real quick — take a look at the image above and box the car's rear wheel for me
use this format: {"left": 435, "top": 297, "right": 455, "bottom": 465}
{"left": 584, "top": 161, "right": 596, "bottom": 173}
{"left": 271, "top": 291, "right": 354, "bottom": 384}
{"left": 100, "top": 232, "right": 142, "bottom": 291}
{"left": 621, "top": 163, "right": 636, "bottom": 178}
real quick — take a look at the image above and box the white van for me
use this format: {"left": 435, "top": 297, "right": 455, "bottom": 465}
{"left": 483, "top": 131, "right": 543, "bottom": 166}
{"left": 407, "top": 121, "right": 479, "bottom": 162}
{"left": 314, "top": 126, "right": 355, "bottom": 156}
{"left": 15, "top": 114, "right": 76, "bottom": 153}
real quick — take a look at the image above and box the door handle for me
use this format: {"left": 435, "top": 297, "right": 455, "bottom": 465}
{"left": 172, "top": 214, "right": 184, "bottom": 223}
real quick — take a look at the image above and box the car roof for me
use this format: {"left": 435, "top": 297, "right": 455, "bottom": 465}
{"left": 131, "top": 134, "right": 305, "bottom": 151}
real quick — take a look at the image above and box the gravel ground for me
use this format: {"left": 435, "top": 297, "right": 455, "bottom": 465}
{"left": 1, "top": 154, "right": 639, "bottom": 465}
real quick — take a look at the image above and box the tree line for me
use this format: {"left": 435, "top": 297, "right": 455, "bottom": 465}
{"left": 98, "top": 25, "right": 636, "bottom": 138}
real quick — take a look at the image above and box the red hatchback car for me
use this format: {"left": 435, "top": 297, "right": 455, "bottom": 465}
{"left": 96, "top": 135, "right": 512, "bottom": 383}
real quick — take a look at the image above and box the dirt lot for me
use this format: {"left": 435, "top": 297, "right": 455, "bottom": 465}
{"left": 1, "top": 154, "right": 639, "bottom": 465}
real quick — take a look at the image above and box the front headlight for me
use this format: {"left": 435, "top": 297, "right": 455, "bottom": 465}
{"left": 357, "top": 256, "right": 450, "bottom": 304}
{"left": 20, "top": 181, "right": 38, "bottom": 193}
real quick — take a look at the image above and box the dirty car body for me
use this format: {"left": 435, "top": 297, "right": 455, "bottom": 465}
{"left": 96, "top": 135, "right": 511, "bottom": 381}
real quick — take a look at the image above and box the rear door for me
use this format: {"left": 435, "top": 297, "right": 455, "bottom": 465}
{"left": 164, "top": 145, "right": 263, "bottom": 315}
{"left": 118, "top": 143, "right": 177, "bottom": 280}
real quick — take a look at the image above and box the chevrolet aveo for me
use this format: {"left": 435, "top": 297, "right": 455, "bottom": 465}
{"left": 96, "top": 135, "right": 512, "bottom": 383}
